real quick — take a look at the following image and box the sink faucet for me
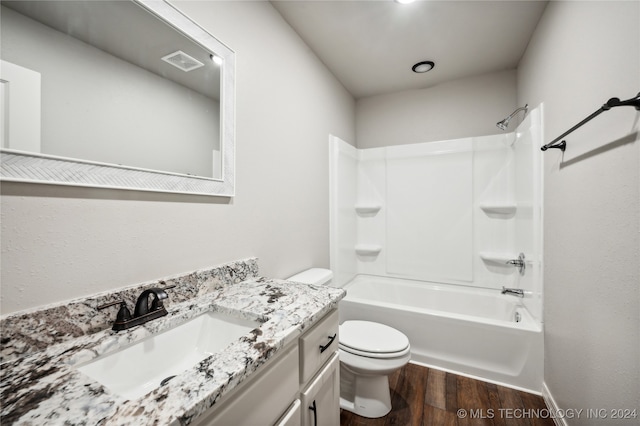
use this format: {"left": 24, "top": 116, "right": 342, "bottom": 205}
{"left": 98, "top": 286, "right": 174, "bottom": 331}
{"left": 501, "top": 286, "right": 524, "bottom": 298}
{"left": 134, "top": 288, "right": 168, "bottom": 317}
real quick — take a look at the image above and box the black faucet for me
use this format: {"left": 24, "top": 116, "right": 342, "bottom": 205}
{"left": 134, "top": 288, "right": 168, "bottom": 317}
{"left": 98, "top": 286, "right": 174, "bottom": 332}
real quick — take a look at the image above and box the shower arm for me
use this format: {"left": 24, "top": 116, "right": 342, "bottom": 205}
{"left": 497, "top": 104, "right": 528, "bottom": 130}
{"left": 541, "top": 92, "right": 640, "bottom": 152}
{"left": 505, "top": 105, "right": 528, "bottom": 121}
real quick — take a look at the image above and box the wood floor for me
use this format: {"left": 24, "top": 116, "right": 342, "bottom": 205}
{"left": 340, "top": 363, "right": 555, "bottom": 426}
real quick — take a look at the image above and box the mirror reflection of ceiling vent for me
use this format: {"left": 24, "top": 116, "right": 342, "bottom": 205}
{"left": 161, "top": 50, "right": 204, "bottom": 72}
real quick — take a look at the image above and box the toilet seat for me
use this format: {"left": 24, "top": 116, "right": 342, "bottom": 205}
{"left": 339, "top": 343, "right": 411, "bottom": 359}
{"left": 339, "top": 320, "right": 410, "bottom": 359}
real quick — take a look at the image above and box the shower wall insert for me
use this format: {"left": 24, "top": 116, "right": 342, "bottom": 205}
{"left": 329, "top": 104, "right": 544, "bottom": 392}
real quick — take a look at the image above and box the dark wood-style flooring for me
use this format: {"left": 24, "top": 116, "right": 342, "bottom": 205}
{"left": 340, "top": 363, "right": 555, "bottom": 426}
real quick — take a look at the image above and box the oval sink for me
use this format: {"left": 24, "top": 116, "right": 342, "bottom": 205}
{"left": 76, "top": 311, "right": 261, "bottom": 400}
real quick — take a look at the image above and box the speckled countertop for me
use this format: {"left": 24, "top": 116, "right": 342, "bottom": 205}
{"left": 0, "top": 260, "right": 345, "bottom": 425}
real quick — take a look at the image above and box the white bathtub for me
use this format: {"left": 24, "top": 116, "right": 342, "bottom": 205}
{"left": 338, "top": 275, "right": 543, "bottom": 393}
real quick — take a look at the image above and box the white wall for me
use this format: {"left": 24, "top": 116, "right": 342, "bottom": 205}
{"left": 1, "top": 6, "right": 220, "bottom": 178}
{"left": 518, "top": 1, "right": 639, "bottom": 422}
{"left": 356, "top": 70, "right": 517, "bottom": 149}
{"left": 0, "top": 1, "right": 355, "bottom": 314}
{"left": 365, "top": 140, "right": 475, "bottom": 283}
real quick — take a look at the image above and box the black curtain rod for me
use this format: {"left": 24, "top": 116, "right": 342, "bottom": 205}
{"left": 541, "top": 92, "right": 640, "bottom": 151}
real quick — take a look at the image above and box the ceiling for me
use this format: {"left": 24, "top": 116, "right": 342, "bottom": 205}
{"left": 271, "top": 0, "right": 548, "bottom": 99}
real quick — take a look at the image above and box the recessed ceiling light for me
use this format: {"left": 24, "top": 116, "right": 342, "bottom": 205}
{"left": 412, "top": 61, "right": 435, "bottom": 73}
{"left": 395, "top": 0, "right": 416, "bottom": 4}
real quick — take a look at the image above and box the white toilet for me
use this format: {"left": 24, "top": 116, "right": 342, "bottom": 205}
{"left": 287, "top": 268, "right": 411, "bottom": 418}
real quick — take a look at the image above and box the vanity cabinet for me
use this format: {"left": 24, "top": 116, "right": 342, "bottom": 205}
{"left": 192, "top": 309, "right": 340, "bottom": 426}
{"left": 299, "top": 310, "right": 340, "bottom": 426}
{"left": 191, "top": 343, "right": 299, "bottom": 426}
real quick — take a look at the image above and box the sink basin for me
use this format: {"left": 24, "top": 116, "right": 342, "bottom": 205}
{"left": 77, "top": 311, "right": 260, "bottom": 400}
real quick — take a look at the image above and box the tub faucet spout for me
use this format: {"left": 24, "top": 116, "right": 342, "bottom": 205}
{"left": 501, "top": 287, "right": 524, "bottom": 298}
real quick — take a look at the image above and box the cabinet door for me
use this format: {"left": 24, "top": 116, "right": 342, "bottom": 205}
{"left": 275, "top": 399, "right": 301, "bottom": 426}
{"left": 300, "top": 353, "right": 340, "bottom": 426}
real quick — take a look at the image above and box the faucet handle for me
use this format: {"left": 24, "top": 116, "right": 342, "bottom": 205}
{"left": 506, "top": 253, "right": 526, "bottom": 275}
{"left": 115, "top": 302, "right": 132, "bottom": 322}
{"left": 97, "top": 300, "right": 132, "bottom": 325}
{"left": 97, "top": 300, "right": 123, "bottom": 310}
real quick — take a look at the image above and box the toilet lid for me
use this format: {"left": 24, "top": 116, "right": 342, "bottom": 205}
{"left": 339, "top": 321, "right": 409, "bottom": 354}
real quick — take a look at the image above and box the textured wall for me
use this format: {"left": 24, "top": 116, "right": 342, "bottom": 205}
{"left": 355, "top": 70, "right": 517, "bottom": 149}
{"left": 0, "top": 1, "right": 355, "bottom": 314}
{"left": 518, "top": 1, "right": 639, "bottom": 422}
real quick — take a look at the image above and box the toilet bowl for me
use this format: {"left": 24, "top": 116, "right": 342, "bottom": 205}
{"left": 287, "top": 269, "right": 411, "bottom": 418}
{"left": 338, "top": 320, "right": 411, "bottom": 417}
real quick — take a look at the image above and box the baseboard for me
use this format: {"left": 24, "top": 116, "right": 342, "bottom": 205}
{"left": 542, "top": 382, "right": 566, "bottom": 426}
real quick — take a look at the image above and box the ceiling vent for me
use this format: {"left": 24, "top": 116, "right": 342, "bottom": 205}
{"left": 161, "top": 50, "right": 204, "bottom": 72}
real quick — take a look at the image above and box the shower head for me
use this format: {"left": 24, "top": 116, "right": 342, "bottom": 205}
{"left": 496, "top": 118, "right": 510, "bottom": 131}
{"left": 496, "top": 104, "right": 528, "bottom": 131}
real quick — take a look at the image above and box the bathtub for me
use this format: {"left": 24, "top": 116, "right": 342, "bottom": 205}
{"left": 338, "top": 275, "right": 543, "bottom": 393}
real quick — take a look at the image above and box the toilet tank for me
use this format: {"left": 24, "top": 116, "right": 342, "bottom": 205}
{"left": 287, "top": 268, "right": 333, "bottom": 286}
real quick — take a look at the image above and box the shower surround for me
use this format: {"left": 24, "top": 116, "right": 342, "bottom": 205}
{"left": 330, "top": 105, "right": 544, "bottom": 391}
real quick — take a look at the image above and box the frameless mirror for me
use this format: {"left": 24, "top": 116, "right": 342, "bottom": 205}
{"left": 0, "top": 0, "right": 235, "bottom": 196}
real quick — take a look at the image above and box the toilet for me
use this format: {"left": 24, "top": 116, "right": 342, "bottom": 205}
{"left": 287, "top": 268, "right": 411, "bottom": 418}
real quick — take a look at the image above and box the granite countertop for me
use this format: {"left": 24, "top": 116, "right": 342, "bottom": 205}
{"left": 0, "top": 277, "right": 345, "bottom": 425}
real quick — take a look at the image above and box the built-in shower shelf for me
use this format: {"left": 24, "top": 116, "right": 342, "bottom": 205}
{"left": 355, "top": 204, "right": 382, "bottom": 215}
{"left": 355, "top": 244, "right": 382, "bottom": 256}
{"left": 479, "top": 203, "right": 517, "bottom": 215}
{"left": 479, "top": 252, "right": 518, "bottom": 265}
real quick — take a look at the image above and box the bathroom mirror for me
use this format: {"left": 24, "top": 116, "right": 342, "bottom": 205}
{"left": 0, "top": 0, "right": 235, "bottom": 196}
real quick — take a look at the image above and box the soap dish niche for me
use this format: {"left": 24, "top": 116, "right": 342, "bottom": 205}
{"left": 479, "top": 203, "right": 517, "bottom": 216}
{"left": 355, "top": 204, "right": 382, "bottom": 216}
{"left": 355, "top": 244, "right": 382, "bottom": 256}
